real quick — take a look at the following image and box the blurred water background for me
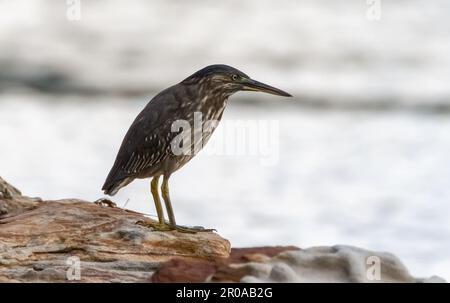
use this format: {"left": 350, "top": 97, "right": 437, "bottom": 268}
{"left": 1, "top": 0, "right": 449, "bottom": 280}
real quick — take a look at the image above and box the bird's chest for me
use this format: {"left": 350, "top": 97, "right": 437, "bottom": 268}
{"left": 164, "top": 97, "right": 227, "bottom": 172}
{"left": 196, "top": 99, "right": 227, "bottom": 141}
{"left": 175, "top": 98, "right": 227, "bottom": 156}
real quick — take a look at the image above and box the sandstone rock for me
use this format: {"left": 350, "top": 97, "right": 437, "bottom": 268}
{"left": 0, "top": 176, "right": 40, "bottom": 217}
{"left": 153, "top": 245, "right": 445, "bottom": 283}
{"left": 152, "top": 246, "right": 299, "bottom": 282}
{"left": 0, "top": 177, "right": 445, "bottom": 283}
{"left": 0, "top": 178, "right": 230, "bottom": 282}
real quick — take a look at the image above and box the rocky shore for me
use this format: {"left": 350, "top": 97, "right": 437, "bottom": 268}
{"left": 0, "top": 177, "right": 444, "bottom": 283}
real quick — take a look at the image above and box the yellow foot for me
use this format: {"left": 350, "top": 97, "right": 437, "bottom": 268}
{"left": 173, "top": 225, "right": 216, "bottom": 234}
{"left": 135, "top": 220, "right": 173, "bottom": 231}
{"left": 136, "top": 220, "right": 215, "bottom": 233}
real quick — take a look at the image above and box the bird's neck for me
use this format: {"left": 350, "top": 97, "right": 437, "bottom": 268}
{"left": 190, "top": 81, "right": 231, "bottom": 110}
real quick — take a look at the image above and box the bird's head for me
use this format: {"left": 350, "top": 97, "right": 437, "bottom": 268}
{"left": 181, "top": 64, "right": 292, "bottom": 98}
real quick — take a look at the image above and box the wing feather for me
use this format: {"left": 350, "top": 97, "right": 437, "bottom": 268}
{"left": 102, "top": 85, "right": 183, "bottom": 194}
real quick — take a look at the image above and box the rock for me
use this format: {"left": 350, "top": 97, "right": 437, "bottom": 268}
{"left": 0, "top": 178, "right": 230, "bottom": 282}
{"left": 0, "top": 176, "right": 22, "bottom": 199}
{"left": 0, "top": 177, "right": 445, "bottom": 283}
{"left": 234, "top": 246, "right": 410, "bottom": 283}
{"left": 230, "top": 246, "right": 445, "bottom": 283}
{"left": 153, "top": 245, "right": 445, "bottom": 283}
{"left": 152, "top": 246, "right": 299, "bottom": 282}
{"left": 0, "top": 176, "right": 40, "bottom": 217}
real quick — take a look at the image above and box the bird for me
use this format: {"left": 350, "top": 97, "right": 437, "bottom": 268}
{"left": 102, "top": 64, "right": 291, "bottom": 232}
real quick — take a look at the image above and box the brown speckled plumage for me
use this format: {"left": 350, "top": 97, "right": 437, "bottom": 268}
{"left": 102, "top": 64, "right": 291, "bottom": 230}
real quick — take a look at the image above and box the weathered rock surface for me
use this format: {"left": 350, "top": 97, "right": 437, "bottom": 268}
{"left": 0, "top": 177, "right": 230, "bottom": 282}
{"left": 0, "top": 177, "right": 445, "bottom": 283}
{"left": 152, "top": 246, "right": 445, "bottom": 283}
{"left": 236, "top": 246, "right": 446, "bottom": 283}
{"left": 152, "top": 246, "right": 300, "bottom": 282}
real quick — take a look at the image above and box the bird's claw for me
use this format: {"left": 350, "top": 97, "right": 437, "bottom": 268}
{"left": 173, "top": 225, "right": 216, "bottom": 234}
{"left": 135, "top": 220, "right": 173, "bottom": 231}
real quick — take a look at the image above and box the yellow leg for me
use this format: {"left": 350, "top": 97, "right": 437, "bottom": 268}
{"left": 161, "top": 175, "right": 215, "bottom": 233}
{"left": 138, "top": 175, "right": 215, "bottom": 233}
{"left": 161, "top": 176, "right": 177, "bottom": 227}
{"left": 136, "top": 176, "right": 172, "bottom": 231}
{"left": 151, "top": 176, "right": 165, "bottom": 225}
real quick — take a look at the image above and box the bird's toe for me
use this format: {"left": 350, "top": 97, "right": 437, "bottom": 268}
{"left": 174, "top": 225, "right": 216, "bottom": 234}
{"left": 135, "top": 220, "right": 173, "bottom": 231}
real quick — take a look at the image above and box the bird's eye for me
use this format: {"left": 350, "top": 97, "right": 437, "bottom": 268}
{"left": 231, "top": 74, "right": 239, "bottom": 81}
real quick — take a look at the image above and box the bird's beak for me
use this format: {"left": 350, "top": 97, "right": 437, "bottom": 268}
{"left": 241, "top": 78, "right": 292, "bottom": 97}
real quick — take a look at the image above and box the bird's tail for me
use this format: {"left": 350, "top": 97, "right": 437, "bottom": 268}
{"left": 102, "top": 177, "right": 133, "bottom": 196}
